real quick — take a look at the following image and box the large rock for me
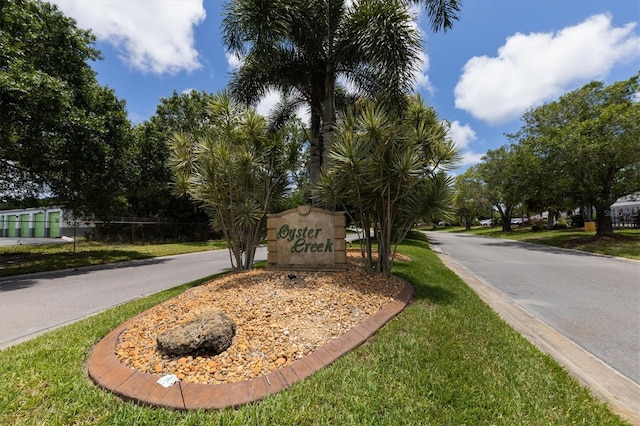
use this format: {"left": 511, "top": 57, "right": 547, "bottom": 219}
{"left": 156, "top": 311, "right": 236, "bottom": 356}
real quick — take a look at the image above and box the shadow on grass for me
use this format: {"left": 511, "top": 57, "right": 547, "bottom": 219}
{"left": 394, "top": 238, "right": 457, "bottom": 306}
{"left": 414, "top": 283, "right": 456, "bottom": 305}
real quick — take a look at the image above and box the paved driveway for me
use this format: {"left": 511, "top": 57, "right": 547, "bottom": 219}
{"left": 426, "top": 232, "right": 639, "bottom": 384}
{"left": 0, "top": 247, "right": 267, "bottom": 348}
{"left": 0, "top": 237, "right": 71, "bottom": 247}
{"left": 426, "top": 232, "right": 640, "bottom": 423}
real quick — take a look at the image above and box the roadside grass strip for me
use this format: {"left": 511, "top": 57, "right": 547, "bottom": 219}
{"left": 0, "top": 240, "right": 227, "bottom": 277}
{"left": 0, "top": 239, "right": 628, "bottom": 425}
{"left": 438, "top": 227, "right": 640, "bottom": 260}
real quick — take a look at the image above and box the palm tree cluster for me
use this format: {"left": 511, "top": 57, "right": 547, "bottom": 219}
{"left": 170, "top": 0, "right": 462, "bottom": 272}
{"left": 169, "top": 93, "right": 302, "bottom": 270}
{"left": 315, "top": 97, "right": 459, "bottom": 274}
{"left": 222, "top": 0, "right": 461, "bottom": 193}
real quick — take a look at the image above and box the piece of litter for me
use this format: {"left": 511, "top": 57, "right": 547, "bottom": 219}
{"left": 157, "top": 374, "right": 179, "bottom": 387}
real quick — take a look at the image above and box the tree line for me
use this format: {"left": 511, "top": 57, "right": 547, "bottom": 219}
{"left": 454, "top": 75, "right": 640, "bottom": 237}
{"left": 2, "top": 0, "right": 462, "bottom": 274}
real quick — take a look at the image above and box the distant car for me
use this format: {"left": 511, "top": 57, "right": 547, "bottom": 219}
{"left": 437, "top": 221, "right": 446, "bottom": 226}
{"left": 479, "top": 219, "right": 492, "bottom": 226}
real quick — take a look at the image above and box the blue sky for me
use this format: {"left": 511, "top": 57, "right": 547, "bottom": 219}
{"left": 50, "top": 0, "right": 640, "bottom": 172}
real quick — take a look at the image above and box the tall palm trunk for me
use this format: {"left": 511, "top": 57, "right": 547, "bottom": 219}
{"left": 321, "top": 64, "right": 337, "bottom": 210}
{"left": 309, "top": 112, "right": 322, "bottom": 205}
{"left": 322, "top": 64, "right": 337, "bottom": 173}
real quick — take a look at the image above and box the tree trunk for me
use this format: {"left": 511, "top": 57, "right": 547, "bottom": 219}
{"left": 321, "top": 65, "right": 336, "bottom": 173}
{"left": 546, "top": 208, "right": 556, "bottom": 230}
{"left": 595, "top": 205, "right": 614, "bottom": 237}
{"left": 497, "top": 205, "right": 512, "bottom": 232}
{"left": 501, "top": 217, "right": 512, "bottom": 232}
{"left": 309, "top": 112, "right": 322, "bottom": 206}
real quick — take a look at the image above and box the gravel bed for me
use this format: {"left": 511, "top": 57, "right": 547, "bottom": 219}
{"left": 115, "top": 252, "right": 406, "bottom": 384}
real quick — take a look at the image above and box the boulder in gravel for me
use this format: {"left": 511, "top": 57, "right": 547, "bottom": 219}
{"left": 156, "top": 311, "right": 236, "bottom": 356}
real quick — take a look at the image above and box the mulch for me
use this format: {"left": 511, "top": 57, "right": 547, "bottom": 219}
{"left": 115, "top": 251, "right": 407, "bottom": 385}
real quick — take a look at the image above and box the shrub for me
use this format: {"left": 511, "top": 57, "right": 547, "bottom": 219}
{"left": 570, "top": 215, "right": 585, "bottom": 228}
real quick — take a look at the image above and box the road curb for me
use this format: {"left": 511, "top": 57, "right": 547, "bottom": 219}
{"left": 434, "top": 250, "right": 640, "bottom": 426}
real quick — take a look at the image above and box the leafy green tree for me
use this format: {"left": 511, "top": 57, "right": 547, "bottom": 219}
{"left": 515, "top": 75, "right": 640, "bottom": 236}
{"left": 477, "top": 145, "right": 525, "bottom": 232}
{"left": 49, "top": 84, "right": 133, "bottom": 218}
{"left": 453, "top": 166, "right": 491, "bottom": 230}
{"left": 508, "top": 140, "right": 573, "bottom": 230}
{"left": 315, "top": 96, "right": 457, "bottom": 274}
{"left": 0, "top": 0, "right": 132, "bottom": 218}
{"left": 169, "top": 93, "right": 303, "bottom": 270}
{"left": 222, "top": 0, "right": 459, "bottom": 193}
{"left": 129, "top": 90, "right": 218, "bottom": 219}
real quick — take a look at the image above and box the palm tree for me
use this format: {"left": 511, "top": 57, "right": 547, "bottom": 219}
{"left": 222, "top": 0, "right": 460, "bottom": 197}
{"left": 314, "top": 96, "right": 458, "bottom": 274}
{"left": 168, "top": 92, "right": 302, "bottom": 270}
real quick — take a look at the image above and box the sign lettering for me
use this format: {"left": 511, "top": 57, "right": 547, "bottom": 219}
{"left": 276, "top": 224, "right": 333, "bottom": 253}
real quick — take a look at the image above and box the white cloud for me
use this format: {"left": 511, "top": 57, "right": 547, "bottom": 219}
{"left": 447, "top": 121, "right": 482, "bottom": 168}
{"left": 406, "top": 5, "right": 434, "bottom": 94}
{"left": 448, "top": 120, "right": 477, "bottom": 150}
{"left": 50, "top": 0, "right": 206, "bottom": 75}
{"left": 413, "top": 51, "right": 434, "bottom": 94}
{"left": 225, "top": 51, "right": 243, "bottom": 71}
{"left": 454, "top": 14, "right": 640, "bottom": 124}
{"left": 459, "top": 151, "right": 484, "bottom": 167}
{"left": 255, "top": 89, "right": 282, "bottom": 118}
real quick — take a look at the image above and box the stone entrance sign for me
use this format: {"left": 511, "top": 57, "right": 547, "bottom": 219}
{"left": 266, "top": 206, "right": 346, "bottom": 270}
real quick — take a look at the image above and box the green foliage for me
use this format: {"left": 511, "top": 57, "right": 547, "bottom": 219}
{"left": 222, "top": 0, "right": 440, "bottom": 193}
{"left": 168, "top": 93, "right": 303, "bottom": 270}
{"left": 453, "top": 166, "right": 492, "bottom": 229}
{"left": 512, "top": 74, "right": 640, "bottom": 236}
{"left": 315, "top": 96, "right": 458, "bottom": 274}
{"left": 408, "top": 0, "right": 462, "bottom": 32}
{"left": 476, "top": 145, "right": 524, "bottom": 231}
{"left": 0, "top": 0, "right": 133, "bottom": 218}
{"left": 570, "top": 214, "right": 585, "bottom": 228}
{"left": 128, "top": 90, "right": 220, "bottom": 223}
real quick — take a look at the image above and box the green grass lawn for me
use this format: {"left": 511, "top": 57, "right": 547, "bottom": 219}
{"left": 0, "top": 238, "right": 627, "bottom": 425}
{"left": 0, "top": 240, "right": 227, "bottom": 277}
{"left": 432, "top": 226, "right": 640, "bottom": 260}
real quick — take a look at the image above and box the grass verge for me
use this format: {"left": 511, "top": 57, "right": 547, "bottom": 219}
{"left": 0, "top": 238, "right": 627, "bottom": 425}
{"left": 432, "top": 226, "right": 640, "bottom": 260}
{"left": 0, "top": 240, "right": 227, "bottom": 277}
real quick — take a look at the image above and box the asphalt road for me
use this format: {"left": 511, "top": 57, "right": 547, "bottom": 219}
{"left": 426, "top": 231, "right": 640, "bottom": 385}
{"left": 0, "top": 247, "right": 267, "bottom": 349}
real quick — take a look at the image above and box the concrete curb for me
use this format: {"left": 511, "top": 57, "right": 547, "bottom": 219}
{"left": 87, "top": 281, "right": 414, "bottom": 410}
{"left": 434, "top": 250, "right": 640, "bottom": 426}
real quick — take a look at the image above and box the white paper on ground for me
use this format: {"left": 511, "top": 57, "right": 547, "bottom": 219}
{"left": 157, "top": 374, "right": 179, "bottom": 387}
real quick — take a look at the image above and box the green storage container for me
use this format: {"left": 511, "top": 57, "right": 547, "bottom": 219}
{"left": 20, "top": 214, "right": 30, "bottom": 237}
{"left": 49, "top": 212, "right": 61, "bottom": 237}
{"left": 34, "top": 212, "right": 45, "bottom": 237}
{"left": 8, "top": 215, "right": 16, "bottom": 237}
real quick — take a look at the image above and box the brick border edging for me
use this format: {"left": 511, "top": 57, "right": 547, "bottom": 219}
{"left": 87, "top": 282, "right": 414, "bottom": 410}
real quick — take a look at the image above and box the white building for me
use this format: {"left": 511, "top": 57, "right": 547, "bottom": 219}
{"left": 610, "top": 194, "right": 640, "bottom": 228}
